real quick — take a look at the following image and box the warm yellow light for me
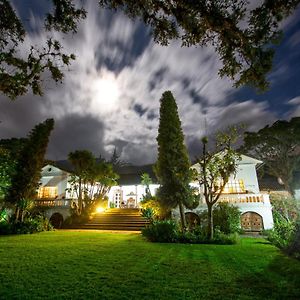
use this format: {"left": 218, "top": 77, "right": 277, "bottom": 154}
{"left": 96, "top": 207, "right": 105, "bottom": 213}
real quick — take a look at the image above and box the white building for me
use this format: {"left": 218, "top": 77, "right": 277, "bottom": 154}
{"left": 188, "top": 155, "right": 273, "bottom": 231}
{"left": 36, "top": 155, "right": 274, "bottom": 231}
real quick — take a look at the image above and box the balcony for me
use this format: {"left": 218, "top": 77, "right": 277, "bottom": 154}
{"left": 35, "top": 199, "right": 74, "bottom": 208}
{"left": 218, "top": 193, "right": 270, "bottom": 204}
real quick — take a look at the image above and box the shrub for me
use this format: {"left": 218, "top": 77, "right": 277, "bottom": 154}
{"left": 140, "top": 197, "right": 167, "bottom": 219}
{"left": 0, "top": 222, "right": 13, "bottom": 235}
{"left": 0, "top": 215, "right": 53, "bottom": 235}
{"left": 267, "top": 195, "right": 300, "bottom": 259}
{"left": 142, "top": 221, "right": 239, "bottom": 245}
{"left": 286, "top": 222, "right": 300, "bottom": 259}
{"left": 176, "top": 227, "right": 207, "bottom": 244}
{"left": 198, "top": 203, "right": 241, "bottom": 234}
{"left": 63, "top": 203, "right": 91, "bottom": 226}
{"left": 141, "top": 207, "right": 155, "bottom": 222}
{"left": 270, "top": 193, "right": 298, "bottom": 222}
{"left": 213, "top": 229, "right": 239, "bottom": 245}
{"left": 142, "top": 220, "right": 178, "bottom": 242}
{"left": 267, "top": 214, "right": 296, "bottom": 249}
{"left": 176, "top": 227, "right": 239, "bottom": 245}
{"left": 213, "top": 203, "right": 241, "bottom": 234}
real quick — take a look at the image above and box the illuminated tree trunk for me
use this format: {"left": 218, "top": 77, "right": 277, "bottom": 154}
{"left": 179, "top": 202, "right": 186, "bottom": 231}
{"left": 207, "top": 203, "right": 214, "bottom": 240}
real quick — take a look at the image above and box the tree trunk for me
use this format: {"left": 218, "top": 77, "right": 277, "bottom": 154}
{"left": 207, "top": 203, "right": 214, "bottom": 240}
{"left": 282, "top": 178, "right": 295, "bottom": 198}
{"left": 14, "top": 206, "right": 20, "bottom": 223}
{"left": 179, "top": 202, "right": 186, "bottom": 232}
{"left": 78, "top": 177, "right": 82, "bottom": 215}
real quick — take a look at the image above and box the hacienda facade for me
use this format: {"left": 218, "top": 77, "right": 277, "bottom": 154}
{"left": 36, "top": 154, "right": 274, "bottom": 231}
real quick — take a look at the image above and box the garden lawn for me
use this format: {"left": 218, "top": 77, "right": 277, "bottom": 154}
{"left": 0, "top": 231, "right": 299, "bottom": 300}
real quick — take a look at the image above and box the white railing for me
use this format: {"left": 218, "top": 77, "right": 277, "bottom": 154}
{"left": 218, "top": 193, "right": 270, "bottom": 204}
{"left": 35, "top": 199, "right": 74, "bottom": 207}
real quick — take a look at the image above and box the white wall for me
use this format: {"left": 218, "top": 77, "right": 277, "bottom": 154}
{"left": 234, "top": 164, "right": 260, "bottom": 194}
{"left": 108, "top": 184, "right": 160, "bottom": 207}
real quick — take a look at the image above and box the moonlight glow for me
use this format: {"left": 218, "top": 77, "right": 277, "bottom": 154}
{"left": 90, "top": 74, "right": 120, "bottom": 113}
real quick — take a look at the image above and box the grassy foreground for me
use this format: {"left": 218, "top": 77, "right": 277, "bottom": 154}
{"left": 0, "top": 231, "right": 299, "bottom": 300}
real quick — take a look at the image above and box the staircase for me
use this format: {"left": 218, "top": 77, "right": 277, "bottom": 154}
{"left": 78, "top": 208, "right": 149, "bottom": 231}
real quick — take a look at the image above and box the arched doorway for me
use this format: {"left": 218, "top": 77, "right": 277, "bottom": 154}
{"left": 49, "top": 212, "right": 63, "bottom": 229}
{"left": 127, "top": 197, "right": 136, "bottom": 208}
{"left": 241, "top": 212, "right": 264, "bottom": 232}
{"left": 185, "top": 212, "right": 200, "bottom": 229}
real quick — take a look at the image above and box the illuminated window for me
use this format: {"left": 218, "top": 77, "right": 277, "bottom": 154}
{"left": 222, "top": 179, "right": 245, "bottom": 194}
{"left": 38, "top": 187, "right": 58, "bottom": 199}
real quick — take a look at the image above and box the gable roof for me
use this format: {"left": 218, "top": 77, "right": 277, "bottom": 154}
{"left": 41, "top": 164, "right": 70, "bottom": 176}
{"left": 239, "top": 154, "right": 262, "bottom": 165}
{"left": 42, "top": 162, "right": 158, "bottom": 186}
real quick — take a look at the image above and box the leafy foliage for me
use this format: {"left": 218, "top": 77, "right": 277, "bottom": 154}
{"left": 142, "top": 220, "right": 239, "bottom": 244}
{"left": 266, "top": 193, "right": 300, "bottom": 259}
{"left": 141, "top": 172, "right": 153, "bottom": 199}
{"left": 270, "top": 193, "right": 298, "bottom": 222}
{"left": 0, "top": 214, "right": 53, "bottom": 235}
{"left": 267, "top": 217, "right": 296, "bottom": 249}
{"left": 286, "top": 222, "right": 300, "bottom": 260}
{"left": 2, "top": 1, "right": 299, "bottom": 99}
{"left": 67, "top": 150, "right": 119, "bottom": 216}
{"left": 0, "top": 0, "right": 86, "bottom": 99}
{"left": 99, "top": 0, "right": 300, "bottom": 91}
{"left": 5, "top": 119, "right": 54, "bottom": 222}
{"left": 0, "top": 138, "right": 26, "bottom": 200}
{"left": 140, "top": 196, "right": 166, "bottom": 221}
{"left": 197, "top": 203, "right": 241, "bottom": 235}
{"left": 155, "top": 91, "right": 196, "bottom": 229}
{"left": 142, "top": 220, "right": 178, "bottom": 242}
{"left": 212, "top": 203, "right": 241, "bottom": 234}
{"left": 195, "top": 127, "right": 241, "bottom": 239}
{"left": 242, "top": 117, "right": 300, "bottom": 196}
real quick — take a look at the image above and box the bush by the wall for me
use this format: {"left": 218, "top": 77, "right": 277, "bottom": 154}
{"left": 141, "top": 220, "right": 178, "bottom": 242}
{"left": 140, "top": 197, "right": 166, "bottom": 219}
{"left": 213, "top": 203, "right": 241, "bottom": 234}
{"left": 266, "top": 195, "right": 300, "bottom": 259}
{"left": 198, "top": 203, "right": 241, "bottom": 234}
{"left": 0, "top": 215, "right": 53, "bottom": 235}
{"left": 286, "top": 222, "right": 300, "bottom": 259}
{"left": 213, "top": 229, "right": 239, "bottom": 245}
{"left": 142, "top": 221, "right": 239, "bottom": 245}
{"left": 266, "top": 209, "right": 296, "bottom": 249}
{"left": 141, "top": 207, "right": 155, "bottom": 222}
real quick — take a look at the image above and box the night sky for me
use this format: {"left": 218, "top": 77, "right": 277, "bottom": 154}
{"left": 1, "top": 1, "right": 300, "bottom": 165}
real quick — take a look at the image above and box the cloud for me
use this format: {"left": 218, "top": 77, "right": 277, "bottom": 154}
{"left": 0, "top": 1, "right": 278, "bottom": 164}
{"left": 286, "top": 96, "right": 300, "bottom": 118}
{"left": 288, "top": 96, "right": 300, "bottom": 105}
{"left": 47, "top": 114, "right": 106, "bottom": 160}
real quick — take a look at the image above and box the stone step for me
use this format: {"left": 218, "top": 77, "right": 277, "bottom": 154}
{"left": 71, "top": 208, "right": 148, "bottom": 231}
{"left": 91, "top": 217, "right": 145, "bottom": 221}
{"left": 93, "top": 213, "right": 141, "bottom": 216}
{"left": 72, "top": 224, "right": 144, "bottom": 231}
{"left": 90, "top": 220, "right": 148, "bottom": 224}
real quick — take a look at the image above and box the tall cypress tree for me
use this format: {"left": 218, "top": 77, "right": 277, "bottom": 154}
{"left": 6, "top": 119, "right": 54, "bottom": 221}
{"left": 155, "top": 91, "right": 194, "bottom": 230}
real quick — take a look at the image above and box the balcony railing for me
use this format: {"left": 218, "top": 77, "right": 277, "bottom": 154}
{"left": 35, "top": 199, "right": 74, "bottom": 208}
{"left": 218, "top": 193, "right": 270, "bottom": 204}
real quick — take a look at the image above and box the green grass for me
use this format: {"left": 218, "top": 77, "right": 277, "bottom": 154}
{"left": 0, "top": 231, "right": 299, "bottom": 300}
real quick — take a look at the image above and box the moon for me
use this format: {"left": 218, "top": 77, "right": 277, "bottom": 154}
{"left": 90, "top": 73, "right": 120, "bottom": 113}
